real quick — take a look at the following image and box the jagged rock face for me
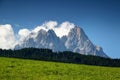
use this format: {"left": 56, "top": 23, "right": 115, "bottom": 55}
{"left": 15, "top": 27, "right": 108, "bottom": 57}
{"left": 65, "top": 27, "right": 95, "bottom": 55}
{"left": 15, "top": 29, "right": 66, "bottom": 51}
{"left": 95, "top": 46, "right": 108, "bottom": 57}
{"left": 64, "top": 27, "right": 107, "bottom": 57}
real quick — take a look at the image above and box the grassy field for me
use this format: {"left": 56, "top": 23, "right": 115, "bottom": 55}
{"left": 0, "top": 57, "right": 120, "bottom": 80}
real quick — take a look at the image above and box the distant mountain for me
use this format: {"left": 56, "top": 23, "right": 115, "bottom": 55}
{"left": 64, "top": 27, "right": 107, "bottom": 57}
{"left": 15, "top": 26, "right": 108, "bottom": 57}
{"left": 15, "top": 29, "right": 66, "bottom": 51}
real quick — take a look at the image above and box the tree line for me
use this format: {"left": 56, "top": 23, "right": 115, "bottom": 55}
{"left": 0, "top": 48, "right": 120, "bottom": 67}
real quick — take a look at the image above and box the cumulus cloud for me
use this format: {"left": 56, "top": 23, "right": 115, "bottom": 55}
{"left": 32, "top": 26, "right": 47, "bottom": 33}
{"left": 55, "top": 21, "right": 75, "bottom": 38}
{"left": 0, "top": 21, "right": 75, "bottom": 49}
{"left": 32, "top": 21, "right": 57, "bottom": 32}
{"left": 18, "top": 28, "right": 30, "bottom": 40}
{"left": 32, "top": 21, "right": 75, "bottom": 38}
{"left": 45, "top": 21, "right": 58, "bottom": 30}
{"left": 0, "top": 24, "right": 15, "bottom": 49}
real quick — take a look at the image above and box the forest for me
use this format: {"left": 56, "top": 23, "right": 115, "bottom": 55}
{"left": 0, "top": 48, "right": 120, "bottom": 67}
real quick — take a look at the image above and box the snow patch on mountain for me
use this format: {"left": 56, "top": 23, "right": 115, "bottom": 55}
{"left": 15, "top": 24, "right": 108, "bottom": 57}
{"left": 30, "top": 21, "right": 75, "bottom": 38}
{"left": 0, "top": 21, "right": 108, "bottom": 57}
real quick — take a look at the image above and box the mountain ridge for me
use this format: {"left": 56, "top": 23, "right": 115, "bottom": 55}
{"left": 15, "top": 26, "right": 108, "bottom": 57}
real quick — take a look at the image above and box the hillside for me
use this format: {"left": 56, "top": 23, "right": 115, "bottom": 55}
{"left": 0, "top": 57, "right": 120, "bottom": 80}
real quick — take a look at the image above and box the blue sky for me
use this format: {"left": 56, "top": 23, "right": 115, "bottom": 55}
{"left": 0, "top": 0, "right": 120, "bottom": 58}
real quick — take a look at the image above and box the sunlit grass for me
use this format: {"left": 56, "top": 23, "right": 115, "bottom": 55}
{"left": 0, "top": 57, "right": 120, "bottom": 80}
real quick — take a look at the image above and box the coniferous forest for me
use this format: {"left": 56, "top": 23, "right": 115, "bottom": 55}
{"left": 0, "top": 48, "right": 120, "bottom": 67}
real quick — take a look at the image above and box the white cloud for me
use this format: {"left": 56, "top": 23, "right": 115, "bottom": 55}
{"left": 32, "top": 26, "right": 47, "bottom": 33}
{"left": 0, "top": 21, "right": 75, "bottom": 49}
{"left": 0, "top": 24, "right": 15, "bottom": 49}
{"left": 45, "top": 21, "right": 57, "bottom": 30}
{"left": 55, "top": 21, "right": 75, "bottom": 38}
{"left": 32, "top": 21, "right": 57, "bottom": 33}
{"left": 32, "top": 21, "right": 75, "bottom": 38}
{"left": 18, "top": 28, "right": 30, "bottom": 40}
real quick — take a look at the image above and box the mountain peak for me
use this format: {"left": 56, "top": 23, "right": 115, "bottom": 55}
{"left": 47, "top": 29, "right": 57, "bottom": 37}
{"left": 15, "top": 26, "right": 108, "bottom": 57}
{"left": 38, "top": 29, "right": 47, "bottom": 35}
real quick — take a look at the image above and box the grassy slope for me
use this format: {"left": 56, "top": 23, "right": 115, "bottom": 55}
{"left": 0, "top": 57, "right": 120, "bottom": 80}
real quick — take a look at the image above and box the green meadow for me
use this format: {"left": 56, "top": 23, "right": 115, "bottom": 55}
{"left": 0, "top": 57, "right": 120, "bottom": 80}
